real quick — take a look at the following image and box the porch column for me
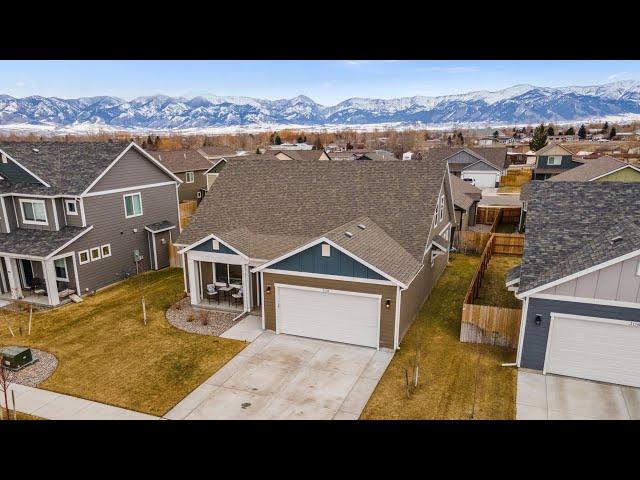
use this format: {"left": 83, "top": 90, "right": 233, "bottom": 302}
{"left": 242, "top": 264, "right": 250, "bottom": 313}
{"left": 187, "top": 254, "right": 199, "bottom": 306}
{"left": 42, "top": 259, "right": 60, "bottom": 306}
{"left": 4, "top": 257, "right": 22, "bottom": 300}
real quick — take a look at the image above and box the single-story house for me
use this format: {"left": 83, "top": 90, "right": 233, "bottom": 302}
{"left": 508, "top": 182, "right": 640, "bottom": 388}
{"left": 174, "top": 156, "right": 455, "bottom": 350}
{"left": 425, "top": 147, "right": 507, "bottom": 188}
{"left": 449, "top": 174, "right": 482, "bottom": 233}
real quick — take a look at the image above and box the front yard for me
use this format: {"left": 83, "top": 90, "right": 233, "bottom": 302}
{"left": 0, "top": 268, "right": 245, "bottom": 417}
{"left": 361, "top": 253, "right": 517, "bottom": 420}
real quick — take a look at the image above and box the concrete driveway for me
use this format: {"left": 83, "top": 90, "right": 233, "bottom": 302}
{"left": 165, "top": 329, "right": 394, "bottom": 420}
{"left": 516, "top": 370, "right": 640, "bottom": 420}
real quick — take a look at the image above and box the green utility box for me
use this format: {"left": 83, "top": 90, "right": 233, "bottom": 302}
{"left": 1, "top": 346, "right": 35, "bottom": 371}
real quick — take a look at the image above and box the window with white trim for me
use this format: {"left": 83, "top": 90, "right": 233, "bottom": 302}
{"left": 322, "top": 244, "right": 331, "bottom": 257}
{"left": 65, "top": 199, "right": 78, "bottom": 215}
{"left": 78, "top": 250, "right": 90, "bottom": 265}
{"left": 439, "top": 195, "right": 444, "bottom": 222}
{"left": 196, "top": 191, "right": 202, "bottom": 199}
{"left": 431, "top": 251, "right": 437, "bottom": 267}
{"left": 19, "top": 199, "right": 48, "bottom": 225}
{"left": 54, "top": 258, "right": 69, "bottom": 281}
{"left": 212, "top": 239, "right": 220, "bottom": 250}
{"left": 636, "top": 260, "right": 640, "bottom": 277}
{"left": 90, "top": 247, "right": 101, "bottom": 261}
{"left": 185, "top": 171, "right": 195, "bottom": 183}
{"left": 547, "top": 155, "right": 562, "bottom": 166}
{"left": 101, "top": 244, "right": 111, "bottom": 258}
{"left": 123, "top": 192, "right": 143, "bottom": 218}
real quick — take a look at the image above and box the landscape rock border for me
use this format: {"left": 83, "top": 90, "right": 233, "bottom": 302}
{"left": 166, "top": 297, "right": 237, "bottom": 336}
{"left": 8, "top": 348, "right": 58, "bottom": 388}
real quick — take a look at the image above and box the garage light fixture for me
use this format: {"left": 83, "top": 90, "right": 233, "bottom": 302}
{"left": 534, "top": 314, "right": 542, "bottom": 326}
{"left": 266, "top": 285, "right": 271, "bottom": 294}
{"left": 385, "top": 299, "right": 391, "bottom": 309}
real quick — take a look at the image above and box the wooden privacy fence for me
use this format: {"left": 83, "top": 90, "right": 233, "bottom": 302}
{"left": 168, "top": 241, "right": 183, "bottom": 267}
{"left": 499, "top": 168, "right": 532, "bottom": 187}
{"left": 477, "top": 206, "right": 521, "bottom": 227}
{"left": 459, "top": 233, "right": 523, "bottom": 349}
{"left": 178, "top": 200, "right": 198, "bottom": 231}
{"left": 453, "top": 230, "right": 492, "bottom": 254}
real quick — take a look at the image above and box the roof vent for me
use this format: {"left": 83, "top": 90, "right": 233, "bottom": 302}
{"left": 357, "top": 224, "right": 366, "bottom": 230}
{"left": 609, "top": 235, "right": 624, "bottom": 245}
{"left": 1, "top": 153, "right": 7, "bottom": 164}
{"left": 344, "top": 231, "right": 354, "bottom": 238}
{"left": 32, "top": 148, "right": 39, "bottom": 153}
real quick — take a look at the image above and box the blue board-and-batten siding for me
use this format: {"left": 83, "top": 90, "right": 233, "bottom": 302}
{"left": 271, "top": 243, "right": 386, "bottom": 280}
{"left": 192, "top": 238, "right": 237, "bottom": 255}
{"left": 520, "top": 297, "right": 640, "bottom": 371}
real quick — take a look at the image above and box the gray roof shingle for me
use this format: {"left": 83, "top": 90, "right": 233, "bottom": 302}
{"left": 519, "top": 182, "right": 640, "bottom": 294}
{"left": 0, "top": 226, "right": 91, "bottom": 257}
{"left": 145, "top": 220, "right": 176, "bottom": 232}
{"left": 547, "top": 156, "right": 636, "bottom": 182}
{"left": 449, "top": 174, "right": 482, "bottom": 211}
{"left": 425, "top": 146, "right": 508, "bottom": 170}
{"left": 149, "top": 150, "right": 212, "bottom": 173}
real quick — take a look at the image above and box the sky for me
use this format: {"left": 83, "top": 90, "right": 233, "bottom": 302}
{"left": 1, "top": 60, "right": 639, "bottom": 105}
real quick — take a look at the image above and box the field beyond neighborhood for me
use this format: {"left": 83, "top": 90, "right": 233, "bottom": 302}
{"left": 361, "top": 254, "right": 517, "bottom": 420}
{"left": 0, "top": 268, "right": 245, "bottom": 417}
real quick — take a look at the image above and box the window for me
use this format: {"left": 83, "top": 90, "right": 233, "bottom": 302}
{"left": 124, "top": 192, "right": 143, "bottom": 218}
{"left": 439, "top": 195, "right": 444, "bottom": 222}
{"left": 212, "top": 240, "right": 220, "bottom": 250}
{"left": 54, "top": 258, "right": 68, "bottom": 281}
{"left": 90, "top": 247, "right": 101, "bottom": 261}
{"left": 196, "top": 191, "right": 203, "bottom": 199}
{"left": 636, "top": 260, "right": 640, "bottom": 277}
{"left": 101, "top": 244, "right": 111, "bottom": 258}
{"left": 78, "top": 250, "right": 90, "bottom": 265}
{"left": 431, "top": 251, "right": 437, "bottom": 267}
{"left": 20, "top": 199, "right": 47, "bottom": 224}
{"left": 65, "top": 199, "right": 78, "bottom": 215}
{"left": 547, "top": 155, "right": 562, "bottom": 166}
{"left": 321, "top": 244, "right": 331, "bottom": 257}
{"left": 185, "top": 171, "right": 195, "bottom": 183}
{"left": 214, "top": 263, "right": 243, "bottom": 286}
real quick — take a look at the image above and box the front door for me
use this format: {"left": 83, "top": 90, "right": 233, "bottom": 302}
{"left": 20, "top": 260, "right": 34, "bottom": 287}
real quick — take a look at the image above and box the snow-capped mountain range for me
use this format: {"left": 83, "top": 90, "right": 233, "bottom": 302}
{"left": 2, "top": 80, "right": 640, "bottom": 134}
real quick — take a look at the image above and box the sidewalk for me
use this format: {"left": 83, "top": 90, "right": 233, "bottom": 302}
{"left": 1, "top": 383, "right": 158, "bottom": 420}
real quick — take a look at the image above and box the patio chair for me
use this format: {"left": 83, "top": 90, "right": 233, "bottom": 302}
{"left": 231, "top": 287, "right": 243, "bottom": 307}
{"left": 31, "top": 277, "right": 46, "bottom": 297}
{"left": 206, "top": 284, "right": 219, "bottom": 304}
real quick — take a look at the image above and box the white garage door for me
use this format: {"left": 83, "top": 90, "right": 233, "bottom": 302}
{"left": 276, "top": 285, "right": 380, "bottom": 348}
{"left": 546, "top": 314, "right": 640, "bottom": 387}
{"left": 461, "top": 172, "right": 498, "bottom": 188}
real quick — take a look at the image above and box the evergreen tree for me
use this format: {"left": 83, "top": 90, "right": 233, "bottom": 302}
{"left": 458, "top": 132, "right": 464, "bottom": 145}
{"left": 578, "top": 124, "right": 587, "bottom": 139}
{"left": 255, "top": 147, "right": 261, "bottom": 154}
{"left": 547, "top": 125, "right": 555, "bottom": 136}
{"left": 493, "top": 130, "right": 499, "bottom": 139}
{"left": 609, "top": 126, "right": 617, "bottom": 139}
{"left": 154, "top": 136, "right": 160, "bottom": 149}
{"left": 297, "top": 136, "right": 304, "bottom": 143}
{"left": 602, "top": 121, "right": 609, "bottom": 134}
{"left": 274, "top": 134, "right": 282, "bottom": 145}
{"left": 565, "top": 127, "right": 575, "bottom": 135}
{"left": 312, "top": 135, "right": 323, "bottom": 150}
{"left": 146, "top": 135, "right": 154, "bottom": 149}
{"left": 447, "top": 135, "right": 453, "bottom": 147}
{"left": 530, "top": 124, "right": 548, "bottom": 151}
{"left": 346, "top": 142, "right": 353, "bottom": 150}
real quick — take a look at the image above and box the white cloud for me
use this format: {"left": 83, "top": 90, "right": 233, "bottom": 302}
{"left": 416, "top": 66, "right": 479, "bottom": 74}
{"left": 608, "top": 72, "right": 629, "bottom": 80}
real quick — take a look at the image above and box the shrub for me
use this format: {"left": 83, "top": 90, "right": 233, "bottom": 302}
{"left": 186, "top": 313, "right": 195, "bottom": 322}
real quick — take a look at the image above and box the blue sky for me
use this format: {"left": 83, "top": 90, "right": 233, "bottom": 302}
{"left": 1, "top": 60, "right": 639, "bottom": 105}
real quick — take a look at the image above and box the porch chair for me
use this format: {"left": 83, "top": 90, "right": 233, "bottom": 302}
{"left": 231, "top": 287, "right": 243, "bottom": 307}
{"left": 206, "top": 284, "right": 219, "bottom": 304}
{"left": 31, "top": 277, "right": 46, "bottom": 297}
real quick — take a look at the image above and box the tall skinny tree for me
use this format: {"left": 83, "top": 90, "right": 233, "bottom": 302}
{"left": 530, "top": 124, "right": 548, "bottom": 151}
{"left": 578, "top": 124, "right": 587, "bottom": 140}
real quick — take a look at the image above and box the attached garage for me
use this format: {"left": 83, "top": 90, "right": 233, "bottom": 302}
{"left": 276, "top": 284, "right": 380, "bottom": 348}
{"left": 461, "top": 171, "right": 500, "bottom": 188}
{"left": 545, "top": 313, "right": 640, "bottom": 388}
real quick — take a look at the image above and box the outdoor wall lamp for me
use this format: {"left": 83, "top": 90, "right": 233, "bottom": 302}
{"left": 534, "top": 314, "right": 542, "bottom": 326}
{"left": 266, "top": 285, "right": 272, "bottom": 294}
{"left": 385, "top": 299, "right": 392, "bottom": 309}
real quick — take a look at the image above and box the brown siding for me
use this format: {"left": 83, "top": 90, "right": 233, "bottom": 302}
{"left": 262, "top": 272, "right": 397, "bottom": 349}
{"left": 89, "top": 149, "right": 174, "bottom": 192}
{"left": 62, "top": 198, "right": 84, "bottom": 227}
{"left": 60, "top": 183, "right": 179, "bottom": 293}
{"left": 176, "top": 169, "right": 208, "bottom": 203}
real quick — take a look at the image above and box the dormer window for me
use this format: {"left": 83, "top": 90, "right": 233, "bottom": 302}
{"left": 65, "top": 199, "right": 78, "bottom": 215}
{"left": 185, "top": 171, "right": 195, "bottom": 183}
{"left": 19, "top": 199, "right": 48, "bottom": 225}
{"left": 547, "top": 155, "right": 562, "bottom": 166}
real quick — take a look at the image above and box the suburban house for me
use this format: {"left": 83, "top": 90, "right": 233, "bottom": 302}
{"left": 547, "top": 155, "right": 640, "bottom": 183}
{"left": 150, "top": 149, "right": 213, "bottom": 204}
{"left": 354, "top": 150, "right": 397, "bottom": 161}
{"left": 424, "top": 147, "right": 507, "bottom": 188}
{"left": 0, "top": 141, "right": 181, "bottom": 307}
{"left": 197, "top": 146, "right": 247, "bottom": 160}
{"left": 531, "top": 143, "right": 583, "bottom": 180}
{"left": 507, "top": 182, "right": 640, "bottom": 388}
{"left": 174, "top": 157, "right": 454, "bottom": 350}
{"left": 449, "top": 174, "right": 482, "bottom": 234}
{"left": 267, "top": 142, "right": 313, "bottom": 150}
{"left": 271, "top": 149, "right": 331, "bottom": 161}
{"left": 202, "top": 153, "right": 280, "bottom": 189}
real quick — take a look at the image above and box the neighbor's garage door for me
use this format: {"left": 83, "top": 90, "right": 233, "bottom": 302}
{"left": 461, "top": 171, "right": 498, "bottom": 188}
{"left": 276, "top": 285, "right": 380, "bottom": 348}
{"left": 546, "top": 314, "right": 640, "bottom": 388}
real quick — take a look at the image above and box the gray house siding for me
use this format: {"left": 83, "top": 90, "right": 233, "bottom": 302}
{"left": 13, "top": 196, "right": 58, "bottom": 231}
{"left": 192, "top": 238, "right": 236, "bottom": 255}
{"left": 446, "top": 150, "right": 483, "bottom": 166}
{"left": 89, "top": 149, "right": 172, "bottom": 193}
{"left": 462, "top": 160, "right": 500, "bottom": 172}
{"left": 60, "top": 183, "right": 179, "bottom": 293}
{"left": 536, "top": 155, "right": 573, "bottom": 169}
{"left": 62, "top": 198, "right": 84, "bottom": 227}
{"left": 4, "top": 197, "right": 18, "bottom": 231}
{"left": 177, "top": 169, "right": 208, "bottom": 204}
{"left": 271, "top": 242, "right": 386, "bottom": 280}
{"left": 54, "top": 198, "right": 66, "bottom": 229}
{"left": 520, "top": 297, "right": 640, "bottom": 370}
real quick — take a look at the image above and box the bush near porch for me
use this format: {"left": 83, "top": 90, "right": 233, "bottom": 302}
{"left": 360, "top": 254, "right": 517, "bottom": 420}
{"left": 0, "top": 268, "right": 245, "bottom": 417}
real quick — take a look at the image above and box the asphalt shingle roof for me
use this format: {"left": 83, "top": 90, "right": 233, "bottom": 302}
{"left": 449, "top": 174, "right": 482, "bottom": 211}
{"left": 273, "top": 150, "right": 329, "bottom": 161}
{"left": 145, "top": 220, "right": 176, "bottom": 232}
{"left": 519, "top": 182, "right": 640, "bottom": 294}
{"left": 0, "top": 226, "right": 90, "bottom": 257}
{"left": 547, "top": 156, "right": 636, "bottom": 182}
{"left": 149, "top": 150, "right": 212, "bottom": 173}
{"left": 424, "top": 146, "right": 508, "bottom": 170}
{"left": 177, "top": 156, "right": 450, "bottom": 284}
{"left": 0, "top": 141, "right": 131, "bottom": 195}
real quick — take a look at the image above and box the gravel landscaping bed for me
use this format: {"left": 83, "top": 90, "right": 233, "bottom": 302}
{"left": 166, "top": 297, "right": 237, "bottom": 336}
{"left": 5, "top": 348, "right": 58, "bottom": 387}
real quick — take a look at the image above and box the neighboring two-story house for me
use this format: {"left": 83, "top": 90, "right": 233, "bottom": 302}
{"left": 174, "top": 156, "right": 454, "bottom": 350}
{"left": 150, "top": 150, "right": 213, "bottom": 204}
{"left": 0, "top": 141, "right": 181, "bottom": 307}
{"left": 424, "top": 147, "right": 507, "bottom": 188}
{"left": 531, "top": 143, "right": 583, "bottom": 180}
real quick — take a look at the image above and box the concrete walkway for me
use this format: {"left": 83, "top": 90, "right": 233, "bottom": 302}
{"left": 220, "top": 314, "right": 264, "bottom": 342}
{"left": 2, "top": 383, "right": 158, "bottom": 420}
{"left": 517, "top": 370, "right": 640, "bottom": 420}
{"left": 164, "top": 332, "right": 394, "bottom": 420}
